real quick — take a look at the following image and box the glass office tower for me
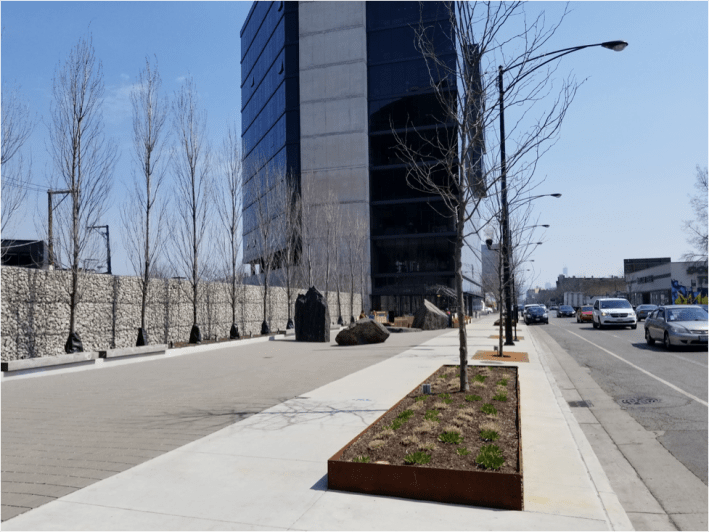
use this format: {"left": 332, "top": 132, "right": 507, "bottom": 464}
{"left": 240, "top": 1, "right": 482, "bottom": 314}
{"left": 240, "top": 1, "right": 300, "bottom": 267}
{"left": 366, "top": 2, "right": 460, "bottom": 315}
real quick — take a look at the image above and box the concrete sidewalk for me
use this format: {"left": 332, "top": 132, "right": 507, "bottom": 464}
{"left": 3, "top": 317, "right": 633, "bottom": 530}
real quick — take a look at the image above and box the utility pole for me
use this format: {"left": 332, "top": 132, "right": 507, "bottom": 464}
{"left": 89, "top": 224, "right": 112, "bottom": 274}
{"left": 47, "top": 189, "right": 72, "bottom": 269}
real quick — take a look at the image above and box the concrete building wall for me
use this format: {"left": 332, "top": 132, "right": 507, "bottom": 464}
{"left": 298, "top": 0, "right": 371, "bottom": 308}
{"left": 1, "top": 266, "right": 360, "bottom": 361}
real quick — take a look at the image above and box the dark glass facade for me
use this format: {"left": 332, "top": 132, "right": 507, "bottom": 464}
{"left": 366, "top": 1, "right": 459, "bottom": 314}
{"left": 240, "top": 1, "right": 299, "bottom": 264}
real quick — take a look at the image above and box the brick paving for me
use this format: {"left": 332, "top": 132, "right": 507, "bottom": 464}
{"left": 1, "top": 328, "right": 447, "bottom": 521}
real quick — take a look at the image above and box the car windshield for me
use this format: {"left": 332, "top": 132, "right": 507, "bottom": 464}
{"left": 560, "top": 306, "right": 573, "bottom": 311}
{"left": 582, "top": 306, "right": 592, "bottom": 312}
{"left": 600, "top": 300, "right": 632, "bottom": 309}
{"left": 528, "top": 307, "right": 544, "bottom": 315}
{"left": 638, "top": 305, "right": 657, "bottom": 311}
{"left": 666, "top": 308, "right": 708, "bottom": 322}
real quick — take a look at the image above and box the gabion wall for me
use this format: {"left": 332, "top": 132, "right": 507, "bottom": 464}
{"left": 1, "top": 266, "right": 361, "bottom": 361}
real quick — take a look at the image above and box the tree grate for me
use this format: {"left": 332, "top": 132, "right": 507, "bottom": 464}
{"left": 620, "top": 397, "right": 660, "bottom": 405}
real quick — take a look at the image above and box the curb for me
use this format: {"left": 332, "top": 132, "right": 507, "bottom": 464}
{"left": 528, "top": 327, "right": 635, "bottom": 531}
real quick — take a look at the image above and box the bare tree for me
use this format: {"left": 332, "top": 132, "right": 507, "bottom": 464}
{"left": 215, "top": 123, "right": 244, "bottom": 339}
{"left": 296, "top": 175, "right": 318, "bottom": 289}
{"left": 1, "top": 81, "right": 34, "bottom": 236}
{"left": 48, "top": 35, "right": 117, "bottom": 352}
{"left": 275, "top": 172, "right": 301, "bottom": 329}
{"left": 245, "top": 159, "right": 284, "bottom": 335}
{"left": 682, "top": 165, "right": 708, "bottom": 264}
{"left": 171, "top": 76, "right": 212, "bottom": 344}
{"left": 394, "top": 2, "right": 578, "bottom": 390}
{"left": 120, "top": 57, "right": 170, "bottom": 346}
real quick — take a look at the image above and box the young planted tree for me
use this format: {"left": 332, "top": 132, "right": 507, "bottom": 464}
{"left": 394, "top": 2, "right": 578, "bottom": 390}
{"left": 48, "top": 36, "right": 117, "bottom": 353}
{"left": 171, "top": 76, "right": 212, "bottom": 344}
{"left": 120, "top": 57, "right": 170, "bottom": 346}
{"left": 1, "top": 81, "right": 34, "bottom": 236}
{"left": 275, "top": 172, "right": 301, "bottom": 329}
{"left": 215, "top": 124, "right": 244, "bottom": 339}
{"left": 246, "top": 160, "right": 284, "bottom": 335}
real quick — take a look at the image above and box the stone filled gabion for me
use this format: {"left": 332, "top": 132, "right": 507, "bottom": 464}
{"left": 1, "top": 266, "right": 361, "bottom": 361}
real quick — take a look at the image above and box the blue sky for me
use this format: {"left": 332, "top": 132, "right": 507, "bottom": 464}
{"left": 1, "top": 1, "right": 707, "bottom": 290}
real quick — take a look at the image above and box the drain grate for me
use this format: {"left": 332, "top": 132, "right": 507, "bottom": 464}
{"left": 568, "top": 400, "right": 593, "bottom": 408}
{"left": 620, "top": 397, "right": 660, "bottom": 405}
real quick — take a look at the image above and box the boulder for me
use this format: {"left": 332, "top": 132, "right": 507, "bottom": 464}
{"left": 295, "top": 287, "right": 330, "bottom": 342}
{"left": 336, "top": 319, "right": 390, "bottom": 346}
{"left": 412, "top": 300, "right": 448, "bottom": 330}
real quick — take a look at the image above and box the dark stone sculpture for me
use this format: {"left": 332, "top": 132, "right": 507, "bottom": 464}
{"left": 411, "top": 300, "right": 448, "bottom": 330}
{"left": 294, "top": 287, "right": 330, "bottom": 342}
{"left": 230, "top": 323, "right": 240, "bottom": 339}
{"left": 335, "top": 319, "right": 390, "bottom": 346}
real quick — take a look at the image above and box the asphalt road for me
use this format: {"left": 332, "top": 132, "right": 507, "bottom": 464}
{"left": 1, "top": 327, "right": 449, "bottom": 522}
{"left": 539, "top": 314, "right": 708, "bottom": 484}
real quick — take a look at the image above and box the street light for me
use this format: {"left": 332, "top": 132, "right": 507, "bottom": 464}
{"left": 498, "top": 40, "right": 627, "bottom": 346}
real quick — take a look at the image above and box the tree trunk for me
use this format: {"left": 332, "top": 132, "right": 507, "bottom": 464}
{"left": 456, "top": 200, "right": 469, "bottom": 392}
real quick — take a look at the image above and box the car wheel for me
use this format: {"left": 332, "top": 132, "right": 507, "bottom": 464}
{"left": 598, "top": 318, "right": 604, "bottom": 330}
{"left": 663, "top": 332, "right": 674, "bottom": 351}
{"left": 645, "top": 329, "right": 655, "bottom": 345}
{"left": 592, "top": 318, "right": 598, "bottom": 329}
{"left": 631, "top": 323, "right": 637, "bottom": 330}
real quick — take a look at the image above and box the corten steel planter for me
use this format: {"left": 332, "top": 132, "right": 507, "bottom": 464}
{"left": 328, "top": 365, "right": 523, "bottom": 511}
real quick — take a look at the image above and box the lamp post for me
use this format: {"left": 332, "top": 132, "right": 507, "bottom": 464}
{"left": 498, "top": 40, "right": 627, "bottom": 346}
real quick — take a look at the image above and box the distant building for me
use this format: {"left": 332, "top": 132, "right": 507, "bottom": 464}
{"left": 623, "top": 257, "right": 671, "bottom": 276}
{"left": 1, "top": 240, "right": 48, "bottom": 269}
{"left": 626, "top": 261, "right": 708, "bottom": 306}
{"left": 563, "top": 267, "right": 568, "bottom": 277}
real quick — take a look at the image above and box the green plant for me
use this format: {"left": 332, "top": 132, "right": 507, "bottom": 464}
{"left": 398, "top": 409, "right": 414, "bottom": 421}
{"left": 481, "top": 403, "right": 497, "bottom": 416}
{"left": 438, "top": 393, "right": 451, "bottom": 400}
{"left": 465, "top": 394, "right": 482, "bottom": 402}
{"left": 492, "top": 392, "right": 507, "bottom": 402}
{"left": 497, "top": 378, "right": 508, "bottom": 386}
{"left": 414, "top": 395, "right": 428, "bottom": 402}
{"left": 424, "top": 409, "right": 441, "bottom": 422}
{"left": 476, "top": 444, "right": 505, "bottom": 470}
{"left": 352, "top": 456, "right": 370, "bottom": 463}
{"left": 480, "top": 429, "right": 499, "bottom": 441}
{"left": 404, "top": 451, "right": 432, "bottom": 465}
{"left": 388, "top": 419, "right": 404, "bottom": 431}
{"left": 473, "top": 374, "right": 486, "bottom": 383}
{"left": 456, "top": 447, "right": 471, "bottom": 456}
{"left": 438, "top": 431, "right": 465, "bottom": 444}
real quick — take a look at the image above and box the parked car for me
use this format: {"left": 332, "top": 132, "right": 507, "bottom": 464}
{"left": 525, "top": 306, "right": 548, "bottom": 325}
{"left": 592, "top": 298, "right": 637, "bottom": 329}
{"left": 635, "top": 304, "right": 658, "bottom": 321}
{"left": 644, "top": 305, "right": 708, "bottom": 350}
{"left": 576, "top": 305, "right": 593, "bottom": 323}
{"left": 556, "top": 305, "right": 575, "bottom": 317}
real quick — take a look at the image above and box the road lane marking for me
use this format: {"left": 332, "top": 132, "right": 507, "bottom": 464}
{"left": 563, "top": 328, "right": 708, "bottom": 407}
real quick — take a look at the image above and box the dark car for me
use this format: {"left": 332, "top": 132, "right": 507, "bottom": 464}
{"left": 635, "top": 304, "right": 658, "bottom": 321}
{"left": 525, "top": 305, "right": 548, "bottom": 325}
{"left": 557, "top": 305, "right": 575, "bottom": 317}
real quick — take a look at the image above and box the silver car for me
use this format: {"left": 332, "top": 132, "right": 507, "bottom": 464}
{"left": 644, "top": 305, "right": 708, "bottom": 350}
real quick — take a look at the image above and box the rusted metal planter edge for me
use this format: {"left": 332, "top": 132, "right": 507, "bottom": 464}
{"left": 328, "top": 364, "right": 523, "bottom": 511}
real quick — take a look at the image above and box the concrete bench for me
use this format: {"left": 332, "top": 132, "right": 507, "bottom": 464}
{"left": 1, "top": 351, "right": 99, "bottom": 372}
{"left": 99, "top": 344, "right": 167, "bottom": 359}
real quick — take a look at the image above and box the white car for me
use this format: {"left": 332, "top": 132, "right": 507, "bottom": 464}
{"left": 592, "top": 298, "right": 637, "bottom": 329}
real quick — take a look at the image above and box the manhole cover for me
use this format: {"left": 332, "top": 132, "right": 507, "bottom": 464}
{"left": 619, "top": 397, "right": 661, "bottom": 405}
